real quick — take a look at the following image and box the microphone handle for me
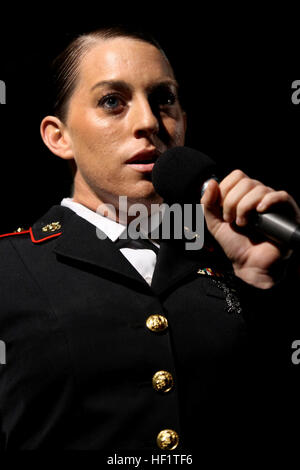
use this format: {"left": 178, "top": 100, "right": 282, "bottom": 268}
{"left": 252, "top": 212, "right": 300, "bottom": 248}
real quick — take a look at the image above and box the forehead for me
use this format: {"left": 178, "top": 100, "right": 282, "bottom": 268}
{"left": 77, "top": 37, "right": 175, "bottom": 89}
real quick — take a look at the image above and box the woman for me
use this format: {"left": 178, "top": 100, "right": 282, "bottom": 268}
{"left": 0, "top": 25, "right": 299, "bottom": 455}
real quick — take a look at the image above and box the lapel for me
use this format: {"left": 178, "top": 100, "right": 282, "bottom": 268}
{"left": 32, "top": 205, "right": 147, "bottom": 287}
{"left": 31, "top": 205, "right": 221, "bottom": 295}
{"left": 150, "top": 238, "right": 212, "bottom": 295}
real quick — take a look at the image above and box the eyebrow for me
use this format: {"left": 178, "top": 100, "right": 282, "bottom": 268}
{"left": 90, "top": 78, "right": 179, "bottom": 93}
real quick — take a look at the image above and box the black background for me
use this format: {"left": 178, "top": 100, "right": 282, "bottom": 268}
{"left": 0, "top": 11, "right": 299, "bottom": 233}
{"left": 0, "top": 8, "right": 300, "bottom": 466}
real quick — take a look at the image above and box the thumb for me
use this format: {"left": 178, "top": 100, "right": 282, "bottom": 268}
{"left": 200, "top": 179, "right": 220, "bottom": 209}
{"left": 200, "top": 179, "right": 224, "bottom": 234}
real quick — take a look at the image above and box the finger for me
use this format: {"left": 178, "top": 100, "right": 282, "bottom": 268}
{"left": 219, "top": 169, "right": 248, "bottom": 203}
{"left": 257, "top": 190, "right": 300, "bottom": 221}
{"left": 235, "top": 185, "right": 273, "bottom": 226}
{"left": 222, "top": 177, "right": 261, "bottom": 223}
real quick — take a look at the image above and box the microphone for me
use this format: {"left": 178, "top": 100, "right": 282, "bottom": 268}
{"left": 152, "top": 146, "right": 300, "bottom": 248}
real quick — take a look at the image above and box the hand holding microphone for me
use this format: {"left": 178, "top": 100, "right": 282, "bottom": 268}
{"left": 152, "top": 146, "right": 300, "bottom": 288}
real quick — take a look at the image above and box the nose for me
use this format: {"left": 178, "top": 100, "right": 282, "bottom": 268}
{"left": 131, "top": 95, "right": 159, "bottom": 139}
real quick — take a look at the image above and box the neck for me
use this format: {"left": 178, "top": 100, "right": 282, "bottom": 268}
{"left": 72, "top": 172, "right": 161, "bottom": 225}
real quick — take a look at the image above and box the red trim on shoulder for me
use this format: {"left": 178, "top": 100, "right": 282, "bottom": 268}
{"left": 0, "top": 229, "right": 30, "bottom": 238}
{"left": 0, "top": 228, "right": 62, "bottom": 243}
{"left": 29, "top": 227, "right": 62, "bottom": 243}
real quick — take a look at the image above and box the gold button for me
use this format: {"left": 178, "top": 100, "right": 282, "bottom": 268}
{"left": 146, "top": 314, "right": 168, "bottom": 332}
{"left": 152, "top": 370, "right": 174, "bottom": 393}
{"left": 157, "top": 429, "right": 179, "bottom": 450}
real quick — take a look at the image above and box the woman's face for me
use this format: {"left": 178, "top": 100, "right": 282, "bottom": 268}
{"left": 64, "top": 37, "right": 186, "bottom": 210}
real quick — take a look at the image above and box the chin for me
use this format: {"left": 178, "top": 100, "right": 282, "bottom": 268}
{"left": 125, "top": 180, "right": 158, "bottom": 201}
{"left": 138, "top": 185, "right": 162, "bottom": 202}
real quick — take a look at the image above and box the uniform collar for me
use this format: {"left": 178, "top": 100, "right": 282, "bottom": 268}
{"left": 30, "top": 205, "right": 68, "bottom": 243}
{"left": 61, "top": 197, "right": 163, "bottom": 243}
{"left": 61, "top": 198, "right": 127, "bottom": 242}
{"left": 30, "top": 204, "right": 222, "bottom": 295}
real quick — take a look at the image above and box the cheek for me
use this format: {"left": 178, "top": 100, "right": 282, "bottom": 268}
{"left": 69, "top": 112, "right": 124, "bottom": 162}
{"left": 164, "top": 115, "right": 186, "bottom": 145}
{"left": 174, "top": 125, "right": 186, "bottom": 146}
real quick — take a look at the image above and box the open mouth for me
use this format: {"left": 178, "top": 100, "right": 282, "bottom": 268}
{"left": 126, "top": 150, "right": 160, "bottom": 172}
{"left": 127, "top": 157, "right": 157, "bottom": 164}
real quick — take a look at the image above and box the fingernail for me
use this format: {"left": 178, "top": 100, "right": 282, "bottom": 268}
{"left": 257, "top": 202, "right": 265, "bottom": 211}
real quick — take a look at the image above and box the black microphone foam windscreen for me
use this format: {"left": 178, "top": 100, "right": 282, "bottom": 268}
{"left": 152, "top": 146, "right": 216, "bottom": 203}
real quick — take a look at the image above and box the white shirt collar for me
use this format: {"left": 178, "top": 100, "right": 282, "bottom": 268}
{"left": 61, "top": 198, "right": 127, "bottom": 242}
{"left": 61, "top": 197, "right": 162, "bottom": 243}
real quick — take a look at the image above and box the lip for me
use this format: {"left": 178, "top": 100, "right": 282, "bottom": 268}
{"left": 125, "top": 148, "right": 161, "bottom": 173}
{"left": 126, "top": 148, "right": 160, "bottom": 164}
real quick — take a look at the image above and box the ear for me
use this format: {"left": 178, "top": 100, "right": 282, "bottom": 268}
{"left": 40, "top": 115, "right": 74, "bottom": 160}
